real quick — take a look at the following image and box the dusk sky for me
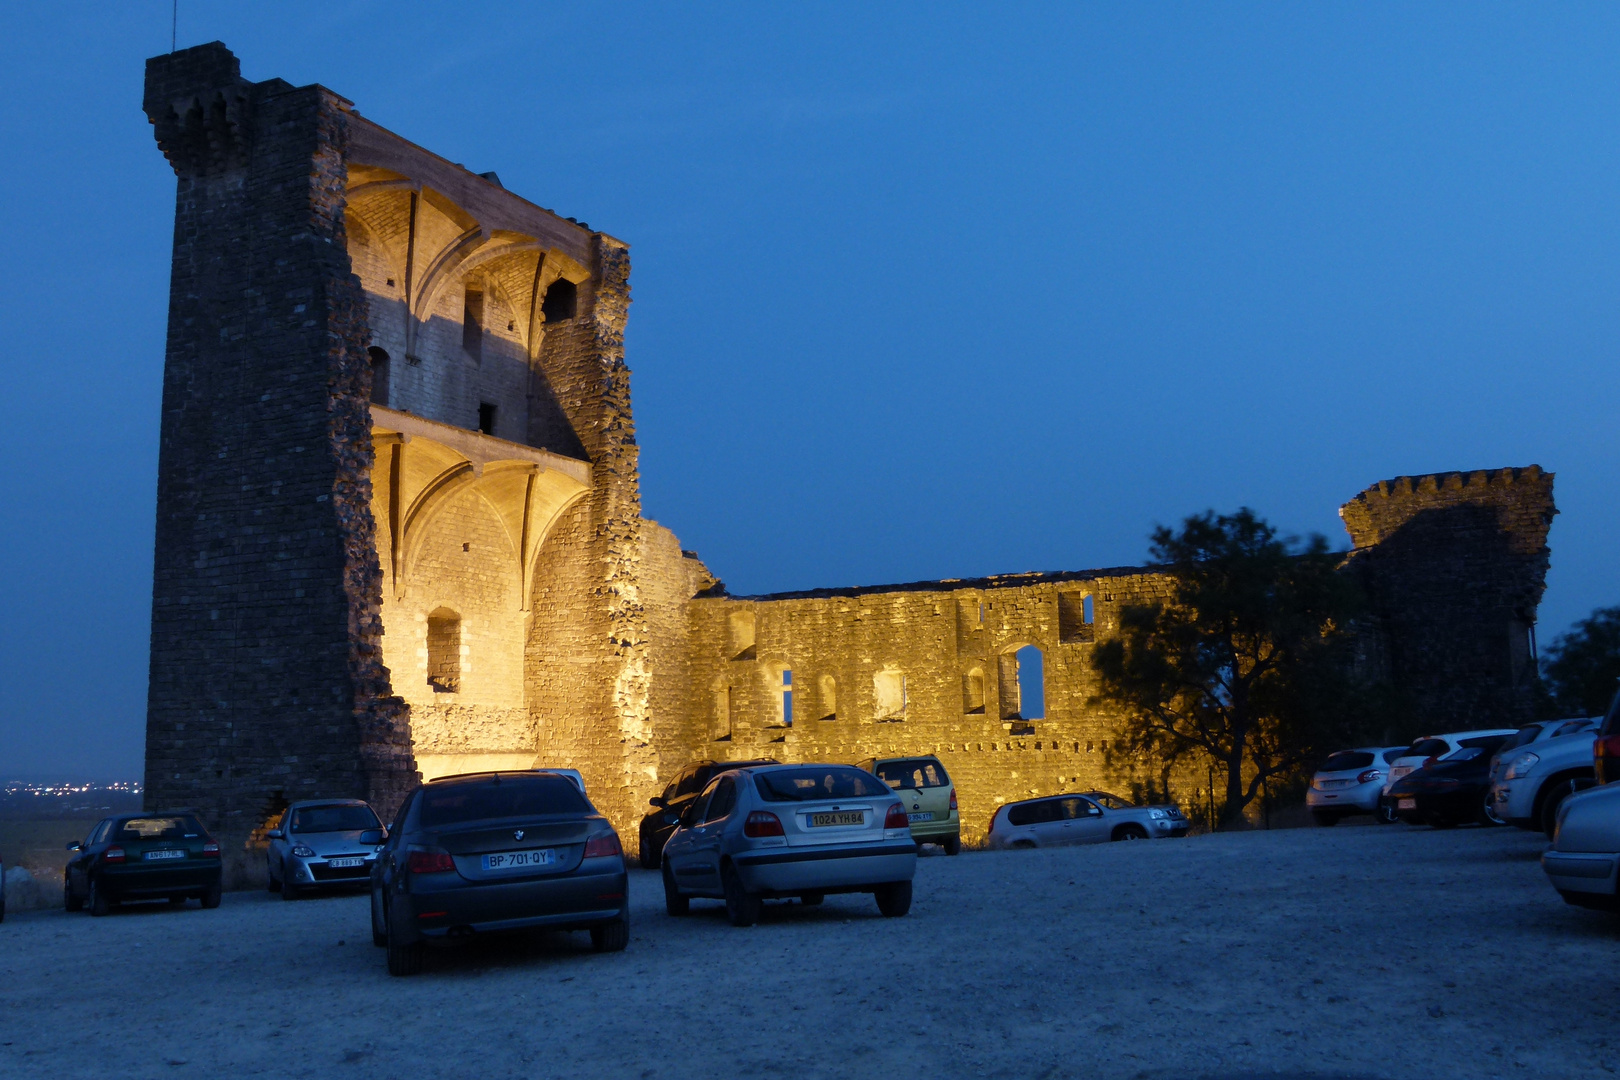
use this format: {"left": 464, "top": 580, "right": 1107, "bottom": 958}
{"left": 2, "top": 3, "right": 1618, "bottom": 778}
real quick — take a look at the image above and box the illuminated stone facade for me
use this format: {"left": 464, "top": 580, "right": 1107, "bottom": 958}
{"left": 141, "top": 44, "right": 1558, "bottom": 852}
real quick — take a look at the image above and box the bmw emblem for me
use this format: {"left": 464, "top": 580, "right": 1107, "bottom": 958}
{"left": 514, "top": 829, "right": 525, "bottom": 841}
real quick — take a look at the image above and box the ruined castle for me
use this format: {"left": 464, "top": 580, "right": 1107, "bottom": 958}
{"left": 140, "top": 44, "right": 1557, "bottom": 849}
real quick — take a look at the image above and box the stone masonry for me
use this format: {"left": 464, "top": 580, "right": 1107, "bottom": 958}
{"left": 141, "top": 44, "right": 1560, "bottom": 855}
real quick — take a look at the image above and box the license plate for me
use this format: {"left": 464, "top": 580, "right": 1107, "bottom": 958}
{"left": 143, "top": 849, "right": 185, "bottom": 861}
{"left": 1398, "top": 798, "right": 1416, "bottom": 809}
{"left": 809, "top": 811, "right": 864, "bottom": 827}
{"left": 480, "top": 849, "right": 555, "bottom": 871}
{"left": 327, "top": 857, "right": 365, "bottom": 869}
{"left": 907, "top": 812, "right": 934, "bottom": 822}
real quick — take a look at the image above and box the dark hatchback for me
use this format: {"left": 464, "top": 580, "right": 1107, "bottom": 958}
{"left": 64, "top": 812, "right": 222, "bottom": 916}
{"left": 1382, "top": 739, "right": 1510, "bottom": 828}
{"left": 370, "top": 771, "right": 629, "bottom": 976}
{"left": 638, "top": 758, "right": 776, "bottom": 869}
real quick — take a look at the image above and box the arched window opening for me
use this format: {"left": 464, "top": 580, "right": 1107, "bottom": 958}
{"left": 963, "top": 668, "right": 985, "bottom": 714}
{"left": 368, "top": 346, "right": 390, "bottom": 407}
{"left": 426, "top": 608, "right": 461, "bottom": 694}
{"left": 818, "top": 675, "right": 838, "bottom": 721}
{"left": 727, "top": 609, "right": 756, "bottom": 661}
{"left": 1058, "top": 592, "right": 1095, "bottom": 643}
{"left": 541, "top": 278, "right": 577, "bottom": 323}
{"left": 781, "top": 668, "right": 793, "bottom": 727}
{"left": 874, "top": 669, "right": 906, "bottom": 721}
{"left": 463, "top": 288, "right": 484, "bottom": 362}
{"left": 712, "top": 685, "right": 733, "bottom": 741}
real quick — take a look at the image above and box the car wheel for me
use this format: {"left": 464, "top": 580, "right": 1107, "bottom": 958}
{"left": 370, "top": 890, "right": 388, "bottom": 947}
{"left": 1478, "top": 793, "right": 1505, "bottom": 827}
{"left": 63, "top": 878, "right": 83, "bottom": 913}
{"left": 590, "top": 917, "right": 630, "bottom": 953}
{"left": 1542, "top": 779, "right": 1587, "bottom": 839}
{"left": 800, "top": 892, "right": 825, "bottom": 906}
{"left": 385, "top": 904, "right": 423, "bottom": 977}
{"left": 942, "top": 835, "right": 962, "bottom": 856}
{"left": 89, "top": 877, "right": 112, "bottom": 917}
{"left": 1113, "top": 825, "right": 1149, "bottom": 841}
{"left": 662, "top": 863, "right": 689, "bottom": 917}
{"left": 638, "top": 829, "right": 660, "bottom": 870}
{"left": 200, "top": 883, "right": 222, "bottom": 909}
{"left": 281, "top": 861, "right": 300, "bottom": 901}
{"left": 266, "top": 858, "right": 281, "bottom": 893}
{"left": 1311, "top": 810, "right": 1340, "bottom": 827}
{"left": 1374, "top": 805, "right": 1398, "bottom": 825}
{"left": 875, "top": 880, "right": 912, "bottom": 918}
{"left": 721, "top": 862, "right": 760, "bottom": 927}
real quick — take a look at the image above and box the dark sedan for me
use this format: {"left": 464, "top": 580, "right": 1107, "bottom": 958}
{"left": 638, "top": 758, "right": 776, "bottom": 869}
{"left": 370, "top": 771, "right": 629, "bottom": 976}
{"left": 64, "top": 811, "right": 222, "bottom": 915}
{"left": 1382, "top": 741, "right": 1509, "bottom": 828}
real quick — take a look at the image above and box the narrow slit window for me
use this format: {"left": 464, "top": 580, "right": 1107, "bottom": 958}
{"left": 478, "top": 402, "right": 497, "bottom": 436}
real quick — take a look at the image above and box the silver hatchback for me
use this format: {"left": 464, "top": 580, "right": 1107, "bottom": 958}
{"left": 660, "top": 763, "right": 918, "bottom": 926}
{"left": 267, "top": 799, "right": 385, "bottom": 899}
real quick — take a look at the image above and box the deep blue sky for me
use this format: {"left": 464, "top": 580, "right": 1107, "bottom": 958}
{"left": 2, "top": 3, "right": 1617, "bottom": 777}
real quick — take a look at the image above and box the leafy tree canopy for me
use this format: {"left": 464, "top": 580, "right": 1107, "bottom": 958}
{"left": 1541, "top": 605, "right": 1620, "bottom": 718}
{"left": 1090, "top": 509, "right": 1371, "bottom": 827}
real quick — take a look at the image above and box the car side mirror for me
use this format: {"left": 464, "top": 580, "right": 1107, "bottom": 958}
{"left": 649, "top": 796, "right": 667, "bottom": 809}
{"left": 358, "top": 829, "right": 384, "bottom": 846}
{"left": 1088, "top": 807, "right": 1101, "bottom": 816}
{"left": 66, "top": 842, "right": 82, "bottom": 852}
{"left": 266, "top": 829, "right": 284, "bottom": 840}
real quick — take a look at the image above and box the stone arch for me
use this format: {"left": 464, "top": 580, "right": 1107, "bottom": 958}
{"left": 997, "top": 643, "right": 1045, "bottom": 721}
{"left": 963, "top": 666, "right": 986, "bottom": 714}
{"left": 817, "top": 674, "right": 838, "bottom": 721}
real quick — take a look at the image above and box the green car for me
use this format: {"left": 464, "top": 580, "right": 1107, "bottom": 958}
{"left": 859, "top": 756, "right": 961, "bottom": 855}
{"left": 64, "top": 811, "right": 223, "bottom": 916}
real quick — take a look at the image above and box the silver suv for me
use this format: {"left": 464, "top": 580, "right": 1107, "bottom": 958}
{"left": 1490, "top": 718, "right": 1599, "bottom": 835}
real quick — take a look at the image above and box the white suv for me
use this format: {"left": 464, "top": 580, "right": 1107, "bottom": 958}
{"left": 1490, "top": 718, "right": 1599, "bottom": 836}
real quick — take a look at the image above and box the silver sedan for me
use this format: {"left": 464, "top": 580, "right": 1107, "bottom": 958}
{"left": 267, "top": 799, "right": 385, "bottom": 899}
{"left": 660, "top": 763, "right": 918, "bottom": 926}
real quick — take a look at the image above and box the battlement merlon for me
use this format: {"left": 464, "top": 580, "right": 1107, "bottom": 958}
{"left": 1338, "top": 465, "right": 1557, "bottom": 554}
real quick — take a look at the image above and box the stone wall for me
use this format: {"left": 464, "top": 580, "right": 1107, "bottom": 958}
{"left": 141, "top": 43, "right": 414, "bottom": 844}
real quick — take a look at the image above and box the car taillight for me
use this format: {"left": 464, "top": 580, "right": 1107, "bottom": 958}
{"left": 949, "top": 787, "right": 958, "bottom": 812}
{"left": 884, "top": 803, "right": 909, "bottom": 829}
{"left": 743, "top": 811, "right": 784, "bottom": 838}
{"left": 104, "top": 846, "right": 125, "bottom": 864}
{"left": 202, "top": 841, "right": 220, "bottom": 857}
{"left": 1357, "top": 770, "right": 1383, "bottom": 784}
{"left": 406, "top": 849, "right": 455, "bottom": 874}
{"left": 1598, "top": 735, "right": 1620, "bottom": 760}
{"left": 583, "top": 832, "right": 622, "bottom": 858}
{"left": 1423, "top": 756, "right": 1439, "bottom": 768}
{"left": 986, "top": 814, "right": 996, "bottom": 834}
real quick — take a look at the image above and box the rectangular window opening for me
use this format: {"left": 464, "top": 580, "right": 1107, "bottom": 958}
{"left": 477, "top": 402, "right": 497, "bottom": 436}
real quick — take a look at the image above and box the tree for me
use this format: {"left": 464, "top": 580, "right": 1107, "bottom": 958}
{"left": 1541, "top": 606, "right": 1620, "bottom": 718}
{"left": 1090, "top": 509, "right": 1369, "bottom": 828}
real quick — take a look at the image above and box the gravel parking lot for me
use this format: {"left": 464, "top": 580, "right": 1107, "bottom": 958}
{"left": 0, "top": 823, "right": 1614, "bottom": 1080}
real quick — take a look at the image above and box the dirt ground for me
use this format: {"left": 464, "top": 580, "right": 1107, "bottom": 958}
{"left": 0, "top": 823, "right": 1613, "bottom": 1080}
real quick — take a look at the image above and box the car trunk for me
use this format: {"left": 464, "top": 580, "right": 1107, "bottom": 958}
{"left": 773, "top": 796, "right": 896, "bottom": 848}
{"left": 893, "top": 782, "right": 951, "bottom": 825}
{"left": 433, "top": 818, "right": 593, "bottom": 881}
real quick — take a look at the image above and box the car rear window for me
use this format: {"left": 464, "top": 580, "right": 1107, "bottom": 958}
{"left": 874, "top": 758, "right": 950, "bottom": 789}
{"left": 1404, "top": 739, "right": 1449, "bottom": 759}
{"left": 1007, "top": 799, "right": 1062, "bottom": 826}
{"left": 1320, "top": 751, "right": 1375, "bottom": 772}
{"left": 291, "top": 804, "right": 380, "bottom": 833}
{"left": 1459, "top": 735, "right": 1509, "bottom": 752}
{"left": 1501, "top": 725, "right": 1543, "bottom": 751}
{"left": 419, "top": 775, "right": 590, "bottom": 827}
{"left": 754, "top": 768, "right": 891, "bottom": 802}
{"left": 115, "top": 816, "right": 204, "bottom": 841}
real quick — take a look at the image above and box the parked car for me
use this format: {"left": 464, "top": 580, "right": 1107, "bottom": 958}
{"left": 858, "top": 755, "right": 961, "bottom": 854}
{"left": 1542, "top": 780, "right": 1620, "bottom": 911}
{"left": 369, "top": 770, "right": 628, "bottom": 976}
{"left": 639, "top": 758, "right": 776, "bottom": 869}
{"left": 63, "top": 811, "right": 222, "bottom": 916}
{"left": 1379, "top": 729, "right": 1519, "bottom": 819}
{"left": 986, "top": 791, "right": 1188, "bottom": 848}
{"left": 1489, "top": 719, "right": 1599, "bottom": 836}
{"left": 1591, "top": 686, "right": 1620, "bottom": 785}
{"left": 1307, "top": 746, "right": 1407, "bottom": 825}
{"left": 660, "top": 763, "right": 918, "bottom": 926}
{"left": 1381, "top": 736, "right": 1513, "bottom": 827}
{"left": 266, "top": 799, "right": 386, "bottom": 899}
